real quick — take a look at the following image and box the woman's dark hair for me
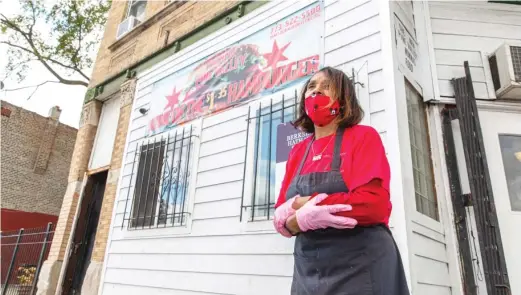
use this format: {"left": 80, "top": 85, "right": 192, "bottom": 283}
{"left": 292, "top": 66, "right": 364, "bottom": 133}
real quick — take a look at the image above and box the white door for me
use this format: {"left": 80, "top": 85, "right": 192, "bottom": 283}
{"left": 479, "top": 109, "right": 521, "bottom": 295}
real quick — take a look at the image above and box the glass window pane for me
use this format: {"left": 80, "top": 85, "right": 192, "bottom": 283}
{"left": 405, "top": 80, "right": 439, "bottom": 220}
{"left": 414, "top": 172, "right": 421, "bottom": 193}
{"left": 251, "top": 99, "right": 298, "bottom": 219}
{"left": 415, "top": 193, "right": 423, "bottom": 213}
{"left": 498, "top": 135, "right": 521, "bottom": 211}
{"left": 418, "top": 149, "right": 424, "bottom": 170}
{"left": 129, "top": 0, "right": 146, "bottom": 19}
{"left": 415, "top": 128, "right": 423, "bottom": 148}
{"left": 409, "top": 124, "right": 415, "bottom": 149}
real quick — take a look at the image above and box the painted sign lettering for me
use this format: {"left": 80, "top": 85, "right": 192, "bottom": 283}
{"left": 146, "top": 3, "right": 324, "bottom": 136}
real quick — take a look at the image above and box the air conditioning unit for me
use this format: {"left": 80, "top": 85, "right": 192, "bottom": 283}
{"left": 116, "top": 16, "right": 141, "bottom": 39}
{"left": 488, "top": 43, "right": 521, "bottom": 99}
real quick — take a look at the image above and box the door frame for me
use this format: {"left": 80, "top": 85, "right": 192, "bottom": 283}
{"left": 55, "top": 175, "right": 89, "bottom": 295}
{"left": 477, "top": 110, "right": 521, "bottom": 295}
{"left": 56, "top": 171, "right": 108, "bottom": 294}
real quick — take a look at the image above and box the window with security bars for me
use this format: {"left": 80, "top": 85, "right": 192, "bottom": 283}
{"left": 405, "top": 80, "right": 439, "bottom": 220}
{"left": 240, "top": 91, "right": 299, "bottom": 221}
{"left": 121, "top": 125, "right": 195, "bottom": 229}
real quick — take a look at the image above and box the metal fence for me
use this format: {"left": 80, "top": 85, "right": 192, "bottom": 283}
{"left": 1, "top": 223, "right": 54, "bottom": 295}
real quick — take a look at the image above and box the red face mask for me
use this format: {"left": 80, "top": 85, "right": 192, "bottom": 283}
{"left": 305, "top": 94, "right": 340, "bottom": 127}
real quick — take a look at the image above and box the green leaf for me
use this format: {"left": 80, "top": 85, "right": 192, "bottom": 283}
{"left": 1, "top": 0, "right": 110, "bottom": 87}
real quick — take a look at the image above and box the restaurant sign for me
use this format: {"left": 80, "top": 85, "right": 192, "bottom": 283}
{"left": 147, "top": 2, "right": 324, "bottom": 136}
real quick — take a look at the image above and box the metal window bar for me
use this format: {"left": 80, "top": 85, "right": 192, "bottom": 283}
{"left": 179, "top": 126, "right": 193, "bottom": 226}
{"left": 122, "top": 126, "right": 196, "bottom": 229}
{"left": 121, "top": 141, "right": 140, "bottom": 229}
{"left": 147, "top": 138, "right": 165, "bottom": 229}
{"left": 132, "top": 137, "right": 151, "bottom": 228}
{"left": 250, "top": 102, "right": 262, "bottom": 221}
{"left": 239, "top": 70, "right": 360, "bottom": 221}
{"left": 140, "top": 137, "right": 155, "bottom": 229}
{"left": 266, "top": 99, "right": 273, "bottom": 220}
{"left": 239, "top": 105, "right": 251, "bottom": 222}
{"left": 241, "top": 90, "right": 300, "bottom": 221}
{"left": 163, "top": 130, "right": 178, "bottom": 227}
{"left": 172, "top": 127, "right": 186, "bottom": 225}
{"left": 1, "top": 223, "right": 55, "bottom": 295}
{"left": 141, "top": 137, "right": 160, "bottom": 229}
{"left": 156, "top": 132, "right": 172, "bottom": 227}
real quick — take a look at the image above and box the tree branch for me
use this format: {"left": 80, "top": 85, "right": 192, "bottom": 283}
{"left": 1, "top": 41, "right": 90, "bottom": 84}
{"left": 1, "top": 1, "right": 100, "bottom": 89}
{"left": 1, "top": 58, "right": 37, "bottom": 80}
{"left": 72, "top": 1, "right": 82, "bottom": 66}
{"left": 27, "top": 0, "right": 36, "bottom": 37}
{"left": 26, "top": 37, "right": 88, "bottom": 86}
{"left": 0, "top": 14, "right": 28, "bottom": 37}
{"left": 3, "top": 80, "right": 80, "bottom": 100}
{"left": 3, "top": 80, "right": 60, "bottom": 92}
{"left": 47, "top": 58, "right": 90, "bottom": 81}
{"left": 0, "top": 41, "right": 34, "bottom": 55}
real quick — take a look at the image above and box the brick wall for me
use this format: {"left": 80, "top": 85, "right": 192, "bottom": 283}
{"left": 91, "top": 79, "right": 135, "bottom": 263}
{"left": 46, "top": 100, "right": 102, "bottom": 262}
{"left": 89, "top": 1, "right": 238, "bottom": 86}
{"left": 0, "top": 101, "right": 78, "bottom": 216}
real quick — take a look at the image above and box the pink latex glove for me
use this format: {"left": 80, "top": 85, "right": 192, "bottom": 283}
{"left": 273, "top": 196, "right": 298, "bottom": 238}
{"left": 296, "top": 193, "right": 358, "bottom": 232}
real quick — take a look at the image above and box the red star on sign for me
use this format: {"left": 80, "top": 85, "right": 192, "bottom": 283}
{"left": 263, "top": 40, "right": 291, "bottom": 69}
{"left": 165, "top": 87, "right": 181, "bottom": 110}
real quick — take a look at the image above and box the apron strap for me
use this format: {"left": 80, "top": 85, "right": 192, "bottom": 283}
{"left": 295, "top": 127, "right": 346, "bottom": 175}
{"left": 295, "top": 139, "right": 313, "bottom": 176}
{"left": 331, "top": 127, "right": 345, "bottom": 171}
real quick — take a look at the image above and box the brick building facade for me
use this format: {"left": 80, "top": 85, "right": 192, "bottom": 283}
{"left": 1, "top": 101, "right": 77, "bottom": 231}
{"left": 35, "top": 2, "right": 262, "bottom": 295}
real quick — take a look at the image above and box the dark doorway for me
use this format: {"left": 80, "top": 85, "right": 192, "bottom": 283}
{"left": 62, "top": 171, "right": 107, "bottom": 295}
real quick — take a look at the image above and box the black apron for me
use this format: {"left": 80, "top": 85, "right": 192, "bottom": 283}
{"left": 285, "top": 128, "right": 410, "bottom": 295}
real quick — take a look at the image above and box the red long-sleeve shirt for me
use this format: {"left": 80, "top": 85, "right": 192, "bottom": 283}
{"left": 274, "top": 125, "right": 392, "bottom": 226}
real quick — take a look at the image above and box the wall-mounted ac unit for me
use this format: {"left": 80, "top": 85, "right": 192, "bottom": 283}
{"left": 116, "top": 16, "right": 141, "bottom": 40}
{"left": 488, "top": 43, "right": 521, "bottom": 99}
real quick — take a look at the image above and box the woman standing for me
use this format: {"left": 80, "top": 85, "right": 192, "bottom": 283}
{"left": 273, "top": 67, "right": 409, "bottom": 295}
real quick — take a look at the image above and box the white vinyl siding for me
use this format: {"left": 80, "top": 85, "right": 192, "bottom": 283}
{"left": 419, "top": 3, "right": 521, "bottom": 293}
{"left": 324, "top": 0, "right": 387, "bottom": 145}
{"left": 101, "top": 1, "right": 395, "bottom": 294}
{"left": 430, "top": 1, "right": 521, "bottom": 99}
{"left": 410, "top": 221, "right": 452, "bottom": 295}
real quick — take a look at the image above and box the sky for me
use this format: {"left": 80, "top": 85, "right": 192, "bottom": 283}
{"left": 0, "top": 0, "right": 93, "bottom": 128}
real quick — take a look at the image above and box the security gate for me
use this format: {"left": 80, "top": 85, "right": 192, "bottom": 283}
{"left": 0, "top": 223, "right": 54, "bottom": 295}
{"left": 443, "top": 61, "right": 511, "bottom": 295}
